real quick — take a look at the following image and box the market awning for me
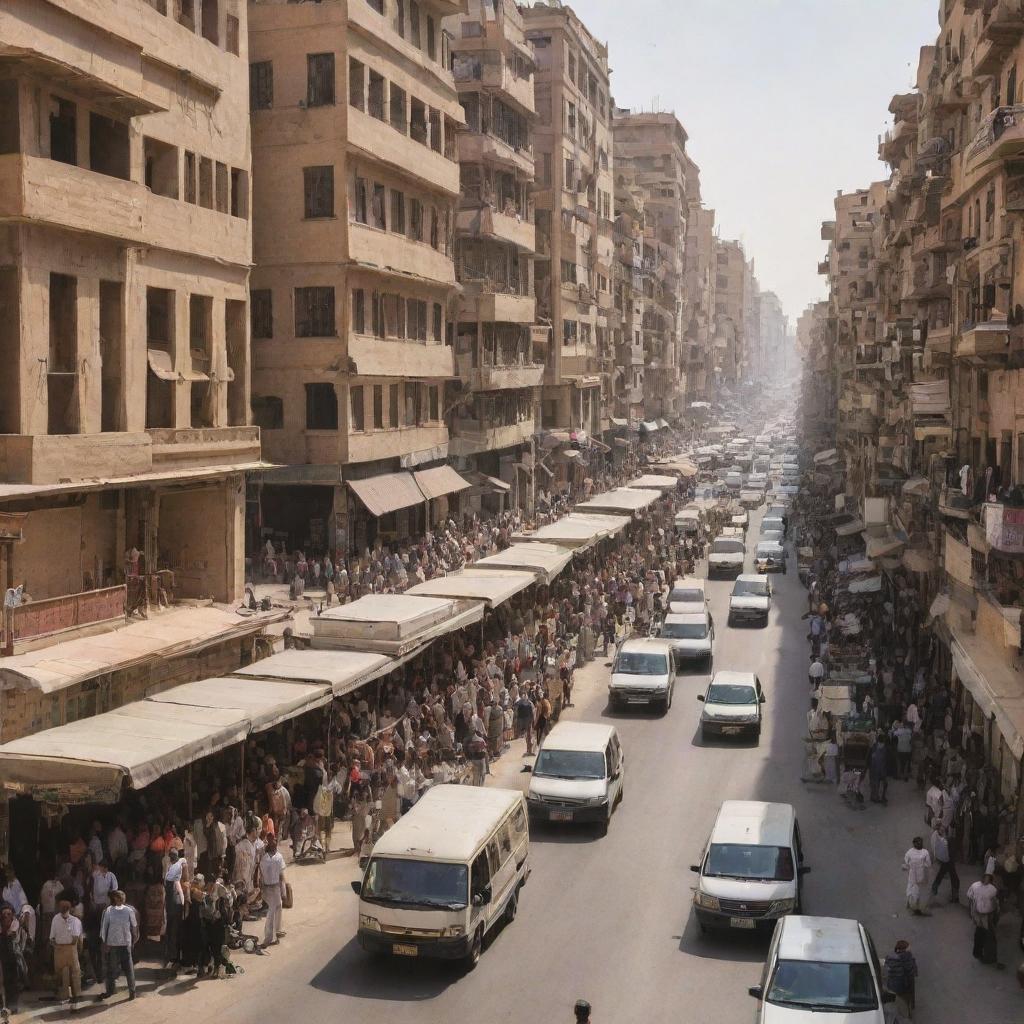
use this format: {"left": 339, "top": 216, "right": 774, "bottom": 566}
{"left": 656, "top": 418, "right": 670, "bottom": 430}
{"left": 574, "top": 487, "right": 660, "bottom": 516}
{"left": 902, "top": 476, "right": 930, "bottom": 497}
{"left": 511, "top": 513, "right": 627, "bottom": 549}
{"left": 347, "top": 472, "right": 425, "bottom": 517}
{"left": 627, "top": 474, "right": 677, "bottom": 491}
{"left": 0, "top": 605, "right": 291, "bottom": 695}
{"left": 640, "top": 420, "right": 660, "bottom": 433}
{"left": 472, "top": 542, "right": 574, "bottom": 584}
{"left": 834, "top": 516, "right": 866, "bottom": 537}
{"left": 413, "top": 465, "right": 471, "bottom": 501}
{"left": 464, "top": 470, "right": 511, "bottom": 494}
{"left": 406, "top": 568, "right": 537, "bottom": 607}
{"left": 910, "top": 380, "right": 950, "bottom": 416}
{"left": 147, "top": 677, "right": 331, "bottom": 733}
{"left": 901, "top": 548, "right": 935, "bottom": 574}
{"left": 863, "top": 530, "right": 905, "bottom": 559}
{"left": 233, "top": 649, "right": 395, "bottom": 696}
{"left": 0, "top": 702, "right": 250, "bottom": 801}
{"left": 914, "top": 424, "right": 952, "bottom": 441}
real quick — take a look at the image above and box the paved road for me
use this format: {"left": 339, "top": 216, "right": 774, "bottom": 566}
{"left": 61, "top": 505, "right": 1023, "bottom": 1024}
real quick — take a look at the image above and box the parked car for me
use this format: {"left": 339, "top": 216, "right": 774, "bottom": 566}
{"left": 748, "top": 916, "right": 887, "bottom": 1022}
{"left": 728, "top": 574, "right": 771, "bottom": 626}
{"left": 697, "top": 671, "right": 764, "bottom": 741}
{"left": 755, "top": 541, "right": 787, "bottom": 573}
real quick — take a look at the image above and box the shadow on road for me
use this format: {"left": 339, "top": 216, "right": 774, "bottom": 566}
{"left": 676, "top": 914, "right": 771, "bottom": 963}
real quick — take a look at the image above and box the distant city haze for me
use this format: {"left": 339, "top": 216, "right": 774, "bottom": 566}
{"left": 579, "top": 0, "right": 937, "bottom": 322}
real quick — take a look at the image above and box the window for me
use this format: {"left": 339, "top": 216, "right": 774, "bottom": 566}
{"left": 143, "top": 137, "right": 178, "bottom": 198}
{"left": 390, "top": 83, "right": 407, "bottom": 133}
{"left": 230, "top": 168, "right": 248, "bottom": 218}
{"left": 200, "top": 0, "right": 219, "bottom": 44}
{"left": 89, "top": 113, "right": 130, "bottom": 180}
{"left": 353, "top": 176, "right": 369, "bottom": 224}
{"left": 184, "top": 151, "right": 196, "bottom": 203}
{"left": 409, "top": 197, "right": 423, "bottom": 241}
{"left": 226, "top": 14, "right": 239, "bottom": 55}
{"left": 429, "top": 385, "right": 439, "bottom": 421}
{"left": 349, "top": 58, "right": 365, "bottom": 110}
{"left": 304, "top": 165, "right": 335, "bottom": 218}
{"left": 716, "top": 274, "right": 728, "bottom": 290}
{"left": 564, "top": 156, "right": 575, "bottom": 188}
{"left": 426, "top": 15, "right": 436, "bottom": 59}
{"left": 350, "top": 385, "right": 365, "bottom": 431}
{"left": 49, "top": 96, "right": 77, "bottom": 165}
{"left": 560, "top": 259, "right": 577, "bottom": 284}
{"left": 198, "top": 156, "right": 213, "bottom": 208}
{"left": 215, "top": 161, "right": 229, "bottom": 212}
{"left": 366, "top": 0, "right": 383, "bottom": 11}
{"left": 295, "top": 286, "right": 336, "bottom": 337}
{"left": 251, "top": 289, "right": 273, "bottom": 339}
{"left": 394, "top": 0, "right": 405, "bottom": 37}
{"left": 562, "top": 319, "right": 578, "bottom": 345}
{"left": 371, "top": 183, "right": 386, "bottom": 228}
{"left": 373, "top": 385, "right": 384, "bottom": 429}
{"left": 307, "top": 53, "right": 336, "bottom": 107}
{"left": 409, "top": 0, "right": 421, "bottom": 47}
{"left": 389, "top": 383, "right": 399, "bottom": 426}
{"left": 390, "top": 189, "right": 405, "bottom": 234}
{"left": 250, "top": 61, "right": 273, "bottom": 110}
{"left": 252, "top": 396, "right": 283, "bottom": 429}
{"left": 352, "top": 288, "right": 366, "bottom": 333}
{"left": 433, "top": 302, "right": 443, "bottom": 341}
{"left": 368, "top": 70, "right": 385, "bottom": 120}
{"left": 305, "top": 383, "right": 338, "bottom": 430}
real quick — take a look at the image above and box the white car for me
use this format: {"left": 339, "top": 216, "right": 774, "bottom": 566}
{"left": 729, "top": 574, "right": 771, "bottom": 626}
{"left": 667, "top": 578, "right": 708, "bottom": 615}
{"left": 608, "top": 639, "right": 675, "bottom": 712}
{"left": 747, "top": 472, "right": 768, "bottom": 490}
{"left": 749, "top": 916, "right": 887, "bottom": 1022}
{"left": 708, "top": 537, "right": 745, "bottom": 578}
{"left": 755, "top": 541, "right": 787, "bottom": 574}
{"left": 740, "top": 489, "right": 764, "bottom": 509}
{"left": 760, "top": 529, "right": 784, "bottom": 546}
{"left": 731, "top": 511, "right": 749, "bottom": 530}
{"left": 724, "top": 471, "right": 744, "bottom": 491}
{"left": 698, "top": 671, "right": 764, "bottom": 741}
{"left": 658, "top": 610, "right": 714, "bottom": 669}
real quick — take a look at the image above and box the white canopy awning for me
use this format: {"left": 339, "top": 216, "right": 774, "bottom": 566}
{"left": 574, "top": 487, "right": 660, "bottom": 516}
{"left": 233, "top": 649, "right": 395, "bottom": 696}
{"left": 813, "top": 448, "right": 838, "bottom": 464}
{"left": 510, "top": 513, "right": 628, "bottom": 550}
{"left": 627, "top": 474, "right": 678, "bottom": 491}
{"left": 473, "top": 542, "right": 574, "bottom": 584}
{"left": 348, "top": 472, "right": 425, "bottom": 517}
{"left": 406, "top": 568, "right": 537, "bottom": 607}
{"left": 413, "top": 465, "right": 472, "bottom": 502}
{"left": 863, "top": 530, "right": 906, "bottom": 559}
{"left": 902, "top": 476, "right": 930, "bottom": 497}
{"left": 834, "top": 516, "right": 866, "bottom": 537}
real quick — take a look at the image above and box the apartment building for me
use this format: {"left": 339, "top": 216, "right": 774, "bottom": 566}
{"left": 248, "top": 0, "right": 467, "bottom": 554}
{"left": 711, "top": 239, "right": 747, "bottom": 389}
{"left": 758, "top": 290, "right": 788, "bottom": 378}
{"left": 523, "top": 1, "right": 614, "bottom": 448}
{"left": 0, "top": 0, "right": 286, "bottom": 798}
{"left": 611, "top": 177, "right": 646, "bottom": 426}
{"left": 448, "top": 0, "right": 541, "bottom": 511}
{"left": 814, "top": 0, "right": 1024, "bottom": 838}
{"left": 682, "top": 159, "right": 715, "bottom": 405}
{"left": 612, "top": 111, "right": 689, "bottom": 425}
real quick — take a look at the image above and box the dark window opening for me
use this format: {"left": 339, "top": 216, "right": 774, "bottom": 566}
{"left": 190, "top": 380, "right": 214, "bottom": 428}
{"left": 48, "top": 273, "right": 79, "bottom": 435}
{"left": 295, "top": 286, "right": 336, "bottom": 337}
{"left": 250, "top": 61, "right": 274, "bottom": 110}
{"left": 389, "top": 383, "right": 399, "bottom": 426}
{"left": 144, "top": 136, "right": 179, "bottom": 198}
{"left": 49, "top": 97, "right": 77, "bottom": 166}
{"left": 349, "top": 58, "right": 365, "bottom": 110}
{"left": 226, "top": 14, "right": 239, "bottom": 55}
{"left": 307, "top": 53, "right": 336, "bottom": 107}
{"left": 0, "top": 80, "right": 20, "bottom": 155}
{"left": 373, "top": 385, "right": 384, "bottom": 429}
{"left": 368, "top": 70, "right": 385, "bottom": 120}
{"left": 390, "top": 189, "right": 405, "bottom": 234}
{"left": 200, "top": 0, "right": 219, "bottom": 44}
{"left": 252, "top": 396, "right": 283, "bottom": 429}
{"left": 89, "top": 112, "right": 130, "bottom": 180}
{"left": 189, "top": 294, "right": 213, "bottom": 375}
{"left": 146, "top": 287, "right": 175, "bottom": 429}
{"left": 230, "top": 167, "right": 248, "bottom": 218}
{"left": 304, "top": 165, "right": 335, "bottom": 218}
{"left": 176, "top": 0, "right": 196, "bottom": 31}
{"left": 198, "top": 156, "right": 214, "bottom": 208}
{"left": 251, "top": 289, "right": 273, "bottom": 339}
{"left": 184, "top": 151, "right": 197, "bottom": 203}
{"left": 225, "top": 298, "right": 247, "bottom": 426}
{"left": 215, "top": 161, "right": 229, "bottom": 212}
{"left": 390, "top": 83, "right": 407, "bottom": 133}
{"left": 99, "top": 281, "right": 124, "bottom": 432}
{"left": 352, "top": 288, "right": 366, "bottom": 333}
{"left": 305, "top": 383, "right": 338, "bottom": 430}
{"left": 350, "top": 384, "right": 365, "bottom": 431}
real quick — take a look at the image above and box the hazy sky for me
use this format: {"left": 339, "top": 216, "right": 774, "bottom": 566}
{"left": 576, "top": 0, "right": 939, "bottom": 327}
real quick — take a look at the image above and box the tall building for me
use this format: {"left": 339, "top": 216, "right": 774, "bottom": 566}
{"left": 0, "top": 3, "right": 283, "bottom": 758}
{"left": 523, "top": 1, "right": 614, "bottom": 446}
{"left": 612, "top": 110, "right": 689, "bottom": 424}
{"left": 711, "top": 239, "right": 747, "bottom": 390}
{"left": 682, "top": 165, "right": 715, "bottom": 405}
{"left": 758, "top": 290, "right": 788, "bottom": 379}
{"left": 248, "top": 0, "right": 467, "bottom": 554}
{"left": 448, "top": 0, "right": 542, "bottom": 512}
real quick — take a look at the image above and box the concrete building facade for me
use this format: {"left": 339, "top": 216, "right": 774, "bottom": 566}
{"left": 248, "top": 0, "right": 467, "bottom": 553}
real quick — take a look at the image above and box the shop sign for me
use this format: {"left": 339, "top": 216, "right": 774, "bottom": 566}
{"left": 984, "top": 503, "right": 1024, "bottom": 554}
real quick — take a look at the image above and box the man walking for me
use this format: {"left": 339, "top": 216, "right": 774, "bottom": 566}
{"left": 967, "top": 873, "right": 1002, "bottom": 966}
{"left": 97, "top": 889, "right": 138, "bottom": 1001}
{"left": 882, "top": 939, "right": 917, "bottom": 1022}
{"left": 929, "top": 823, "right": 959, "bottom": 903}
{"left": 868, "top": 738, "right": 888, "bottom": 804}
{"left": 258, "top": 835, "right": 287, "bottom": 951}
{"left": 892, "top": 721, "right": 913, "bottom": 780}
{"left": 902, "top": 836, "right": 931, "bottom": 916}
{"left": 163, "top": 848, "right": 184, "bottom": 968}
{"left": 49, "top": 893, "right": 83, "bottom": 1004}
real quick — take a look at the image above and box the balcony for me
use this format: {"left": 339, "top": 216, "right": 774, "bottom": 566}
{"left": 349, "top": 223, "right": 456, "bottom": 285}
{"left": 956, "top": 320, "right": 1010, "bottom": 364}
{"left": 965, "top": 104, "right": 1024, "bottom": 174}
{"left": 458, "top": 360, "right": 545, "bottom": 390}
{"left": 818, "top": 260, "right": 830, "bottom": 275}
{"left": 348, "top": 423, "right": 448, "bottom": 465}
{"left": 348, "top": 335, "right": 456, "bottom": 378}
{"left": 0, "top": 428, "right": 260, "bottom": 486}
{"left": 348, "top": 108, "right": 460, "bottom": 196}
{"left": 448, "top": 417, "right": 535, "bottom": 455}
{"left": 455, "top": 205, "right": 535, "bottom": 251}
{"left": 971, "top": 0, "right": 1024, "bottom": 78}
{"left": 477, "top": 61, "right": 534, "bottom": 114}
{"left": 0, "top": 585, "right": 127, "bottom": 649}
{"left": 821, "top": 221, "right": 836, "bottom": 241}
{"left": 0, "top": 154, "right": 250, "bottom": 267}
{"left": 462, "top": 289, "right": 535, "bottom": 324}
{"left": 458, "top": 131, "right": 534, "bottom": 179}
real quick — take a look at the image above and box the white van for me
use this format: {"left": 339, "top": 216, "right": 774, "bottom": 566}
{"left": 691, "top": 800, "right": 808, "bottom": 934}
{"left": 527, "top": 721, "right": 624, "bottom": 835}
{"left": 353, "top": 786, "right": 529, "bottom": 965}
{"left": 608, "top": 638, "right": 675, "bottom": 711}
{"left": 667, "top": 577, "right": 708, "bottom": 614}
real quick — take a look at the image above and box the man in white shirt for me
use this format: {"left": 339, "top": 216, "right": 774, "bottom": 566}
{"left": 91, "top": 861, "right": 118, "bottom": 911}
{"left": 257, "top": 836, "right": 286, "bottom": 950}
{"left": 163, "top": 850, "right": 184, "bottom": 968}
{"left": 2, "top": 865, "right": 28, "bottom": 914}
{"left": 232, "top": 826, "right": 258, "bottom": 895}
{"left": 97, "top": 890, "right": 138, "bottom": 1000}
{"left": 106, "top": 823, "right": 128, "bottom": 867}
{"left": 50, "top": 894, "right": 83, "bottom": 1002}
{"left": 967, "top": 873, "right": 1001, "bottom": 965}
{"left": 902, "top": 836, "right": 932, "bottom": 915}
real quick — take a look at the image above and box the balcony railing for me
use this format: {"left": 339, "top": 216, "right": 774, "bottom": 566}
{"left": 1, "top": 585, "right": 127, "bottom": 648}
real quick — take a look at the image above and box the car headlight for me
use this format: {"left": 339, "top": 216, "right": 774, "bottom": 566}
{"left": 695, "top": 892, "right": 720, "bottom": 911}
{"left": 585, "top": 796, "right": 608, "bottom": 806}
{"left": 359, "top": 914, "right": 381, "bottom": 931}
{"left": 769, "top": 898, "right": 796, "bottom": 915}
{"left": 441, "top": 925, "right": 465, "bottom": 937}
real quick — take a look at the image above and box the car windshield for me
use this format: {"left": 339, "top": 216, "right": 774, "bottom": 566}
{"left": 705, "top": 843, "right": 794, "bottom": 881}
{"left": 757, "top": 544, "right": 782, "bottom": 556}
{"left": 363, "top": 857, "right": 468, "bottom": 909}
{"left": 661, "top": 621, "right": 708, "bottom": 639}
{"left": 670, "top": 587, "right": 703, "bottom": 604}
{"left": 706, "top": 684, "right": 756, "bottom": 705}
{"left": 766, "top": 960, "right": 878, "bottom": 1012}
{"left": 533, "top": 748, "right": 606, "bottom": 780}
{"left": 733, "top": 579, "right": 768, "bottom": 597}
{"left": 615, "top": 651, "right": 668, "bottom": 674}
{"left": 712, "top": 540, "right": 744, "bottom": 554}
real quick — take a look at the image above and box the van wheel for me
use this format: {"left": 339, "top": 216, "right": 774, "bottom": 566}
{"left": 467, "top": 926, "right": 484, "bottom": 968}
{"left": 504, "top": 889, "right": 518, "bottom": 925}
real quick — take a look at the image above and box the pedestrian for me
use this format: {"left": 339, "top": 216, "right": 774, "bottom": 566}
{"left": 892, "top": 721, "right": 913, "bottom": 780}
{"left": 821, "top": 733, "right": 839, "bottom": 784}
{"left": 97, "top": 889, "right": 139, "bottom": 1001}
{"left": 808, "top": 655, "right": 825, "bottom": 698}
{"left": 902, "top": 836, "right": 932, "bottom": 915}
{"left": 257, "top": 835, "right": 286, "bottom": 951}
{"left": 515, "top": 688, "right": 535, "bottom": 755}
{"left": 868, "top": 738, "right": 888, "bottom": 804}
{"left": 163, "top": 848, "right": 185, "bottom": 968}
{"left": 967, "top": 873, "right": 1002, "bottom": 967}
{"left": 882, "top": 939, "right": 917, "bottom": 1023}
{"left": 574, "top": 999, "right": 592, "bottom": 1023}
{"left": 929, "top": 823, "right": 959, "bottom": 903}
{"left": 49, "top": 892, "right": 83, "bottom": 1005}
{"left": 0, "top": 903, "right": 26, "bottom": 1014}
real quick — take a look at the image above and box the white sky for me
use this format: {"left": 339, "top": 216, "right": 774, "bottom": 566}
{"left": 574, "top": 0, "right": 939, "bottom": 326}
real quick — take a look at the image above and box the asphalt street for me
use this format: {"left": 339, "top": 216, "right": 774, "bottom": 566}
{"left": 47, "top": 505, "right": 1023, "bottom": 1024}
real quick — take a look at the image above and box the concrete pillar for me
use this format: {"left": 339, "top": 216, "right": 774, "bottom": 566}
{"left": 77, "top": 276, "right": 101, "bottom": 434}
{"left": 173, "top": 289, "right": 190, "bottom": 428}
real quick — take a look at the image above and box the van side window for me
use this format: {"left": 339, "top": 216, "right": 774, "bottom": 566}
{"left": 511, "top": 805, "right": 527, "bottom": 838}
{"left": 794, "top": 821, "right": 804, "bottom": 864}
{"left": 471, "top": 851, "right": 490, "bottom": 895}
{"left": 605, "top": 745, "right": 613, "bottom": 777}
{"left": 498, "top": 821, "right": 513, "bottom": 857}
{"left": 486, "top": 839, "right": 501, "bottom": 877}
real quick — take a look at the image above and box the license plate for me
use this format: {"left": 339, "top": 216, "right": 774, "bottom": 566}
{"left": 392, "top": 943, "right": 418, "bottom": 956}
{"left": 722, "top": 726, "right": 741, "bottom": 734}
{"left": 550, "top": 810, "right": 573, "bottom": 821}
{"left": 730, "top": 918, "right": 756, "bottom": 929}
